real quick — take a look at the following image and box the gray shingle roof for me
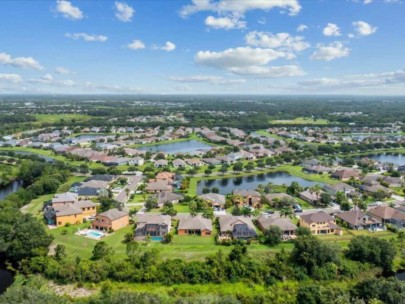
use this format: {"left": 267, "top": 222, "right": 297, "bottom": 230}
{"left": 178, "top": 215, "right": 212, "bottom": 231}
{"left": 98, "top": 208, "right": 128, "bottom": 221}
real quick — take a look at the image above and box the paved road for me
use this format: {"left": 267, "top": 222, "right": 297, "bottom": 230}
{"left": 115, "top": 175, "right": 143, "bottom": 203}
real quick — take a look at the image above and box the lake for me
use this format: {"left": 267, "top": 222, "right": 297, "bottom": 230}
{"left": 0, "top": 264, "right": 13, "bottom": 295}
{"left": 355, "top": 153, "right": 405, "bottom": 165}
{"left": 139, "top": 140, "right": 212, "bottom": 154}
{"left": 197, "top": 171, "right": 323, "bottom": 195}
{"left": 0, "top": 180, "right": 23, "bottom": 201}
{"left": 1, "top": 150, "right": 55, "bottom": 163}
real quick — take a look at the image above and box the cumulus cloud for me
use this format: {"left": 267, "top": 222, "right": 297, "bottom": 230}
{"left": 55, "top": 0, "right": 83, "bottom": 20}
{"left": 180, "top": 0, "right": 302, "bottom": 17}
{"left": 115, "top": 2, "right": 135, "bottom": 22}
{"left": 127, "top": 39, "right": 145, "bottom": 50}
{"left": 170, "top": 75, "right": 246, "bottom": 85}
{"left": 65, "top": 32, "right": 108, "bottom": 42}
{"left": 205, "top": 15, "right": 246, "bottom": 30}
{"left": 159, "top": 41, "right": 176, "bottom": 52}
{"left": 353, "top": 21, "right": 377, "bottom": 36}
{"left": 323, "top": 23, "right": 341, "bottom": 36}
{"left": 195, "top": 46, "right": 304, "bottom": 77}
{"left": 55, "top": 67, "right": 70, "bottom": 74}
{"left": 296, "top": 24, "right": 307, "bottom": 32}
{"left": 310, "top": 41, "right": 350, "bottom": 61}
{"left": 364, "top": 0, "right": 373, "bottom": 4}
{"left": 0, "top": 73, "right": 23, "bottom": 83}
{"left": 0, "top": 52, "right": 43, "bottom": 70}
{"left": 245, "top": 31, "right": 310, "bottom": 53}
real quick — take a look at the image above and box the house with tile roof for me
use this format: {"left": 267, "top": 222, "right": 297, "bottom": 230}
{"left": 178, "top": 215, "right": 213, "bottom": 236}
{"left": 92, "top": 208, "right": 129, "bottom": 232}
{"left": 299, "top": 211, "right": 342, "bottom": 235}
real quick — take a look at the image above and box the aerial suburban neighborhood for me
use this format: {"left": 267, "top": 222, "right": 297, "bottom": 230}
{"left": 0, "top": 0, "right": 405, "bottom": 303}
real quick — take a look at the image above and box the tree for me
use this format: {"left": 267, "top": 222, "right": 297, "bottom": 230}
{"left": 286, "top": 181, "right": 301, "bottom": 196}
{"left": 263, "top": 226, "right": 282, "bottom": 246}
{"left": 202, "top": 207, "right": 214, "bottom": 220}
{"left": 144, "top": 196, "right": 158, "bottom": 211}
{"left": 346, "top": 236, "right": 396, "bottom": 271}
{"left": 92, "top": 242, "right": 114, "bottom": 260}
{"left": 204, "top": 169, "right": 212, "bottom": 176}
{"left": 280, "top": 208, "right": 294, "bottom": 219}
{"left": 320, "top": 193, "right": 332, "bottom": 207}
{"left": 351, "top": 278, "right": 405, "bottom": 304}
{"left": 54, "top": 244, "right": 66, "bottom": 261}
{"left": 245, "top": 162, "right": 255, "bottom": 172}
{"left": 291, "top": 235, "right": 340, "bottom": 275}
{"left": 0, "top": 208, "right": 53, "bottom": 262}
{"left": 232, "top": 162, "right": 244, "bottom": 173}
{"left": 296, "top": 227, "right": 311, "bottom": 236}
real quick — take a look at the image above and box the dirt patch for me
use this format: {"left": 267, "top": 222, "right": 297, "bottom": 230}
{"left": 48, "top": 281, "right": 97, "bottom": 298}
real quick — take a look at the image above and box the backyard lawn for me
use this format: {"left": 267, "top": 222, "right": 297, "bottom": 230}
{"left": 270, "top": 117, "right": 329, "bottom": 125}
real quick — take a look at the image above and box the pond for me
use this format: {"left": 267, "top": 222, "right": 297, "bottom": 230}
{"left": 197, "top": 171, "right": 323, "bottom": 195}
{"left": 1, "top": 150, "right": 55, "bottom": 163}
{"left": 0, "top": 263, "right": 13, "bottom": 295}
{"left": 355, "top": 153, "right": 405, "bottom": 165}
{"left": 397, "top": 270, "right": 405, "bottom": 281}
{"left": 0, "top": 180, "right": 23, "bottom": 201}
{"left": 139, "top": 140, "right": 212, "bottom": 154}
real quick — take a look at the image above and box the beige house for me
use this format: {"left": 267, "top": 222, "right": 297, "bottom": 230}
{"left": 300, "top": 211, "right": 342, "bottom": 235}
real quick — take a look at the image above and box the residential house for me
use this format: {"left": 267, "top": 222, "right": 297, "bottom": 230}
{"left": 299, "top": 190, "right": 323, "bottom": 205}
{"left": 219, "top": 216, "right": 257, "bottom": 239}
{"left": 172, "top": 158, "right": 187, "bottom": 168}
{"left": 368, "top": 205, "right": 405, "bottom": 229}
{"left": 178, "top": 215, "right": 213, "bottom": 236}
{"left": 299, "top": 211, "right": 342, "bottom": 235}
{"left": 146, "top": 180, "right": 172, "bottom": 193}
{"left": 186, "top": 158, "right": 205, "bottom": 167}
{"left": 92, "top": 208, "right": 129, "bottom": 232}
{"left": 336, "top": 210, "right": 382, "bottom": 230}
{"left": 256, "top": 215, "right": 297, "bottom": 236}
{"left": 323, "top": 183, "right": 355, "bottom": 196}
{"left": 155, "top": 191, "right": 184, "bottom": 206}
{"left": 156, "top": 172, "right": 175, "bottom": 182}
{"left": 360, "top": 181, "right": 392, "bottom": 197}
{"left": 303, "top": 165, "right": 332, "bottom": 174}
{"left": 44, "top": 193, "right": 97, "bottom": 227}
{"left": 135, "top": 214, "right": 171, "bottom": 238}
{"left": 154, "top": 159, "right": 168, "bottom": 168}
{"left": 232, "top": 190, "right": 262, "bottom": 208}
{"left": 129, "top": 156, "right": 144, "bottom": 166}
{"left": 198, "top": 193, "right": 226, "bottom": 209}
{"left": 332, "top": 169, "right": 360, "bottom": 181}
{"left": 265, "top": 193, "right": 297, "bottom": 205}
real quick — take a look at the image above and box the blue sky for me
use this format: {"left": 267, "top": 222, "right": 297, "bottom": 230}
{"left": 0, "top": 0, "right": 404, "bottom": 95}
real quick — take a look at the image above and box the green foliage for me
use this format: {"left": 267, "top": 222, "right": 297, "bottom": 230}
{"left": 262, "top": 226, "right": 282, "bottom": 246}
{"left": 346, "top": 236, "right": 397, "bottom": 271}
{"left": 92, "top": 242, "right": 114, "bottom": 261}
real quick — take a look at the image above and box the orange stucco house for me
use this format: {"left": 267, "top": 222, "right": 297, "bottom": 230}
{"left": 92, "top": 208, "right": 129, "bottom": 232}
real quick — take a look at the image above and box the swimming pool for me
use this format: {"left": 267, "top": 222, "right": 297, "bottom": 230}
{"left": 80, "top": 229, "right": 105, "bottom": 239}
{"left": 151, "top": 236, "right": 163, "bottom": 242}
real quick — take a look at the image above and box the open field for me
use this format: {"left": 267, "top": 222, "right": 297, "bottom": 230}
{"left": 270, "top": 117, "right": 329, "bottom": 125}
{"left": 34, "top": 114, "right": 90, "bottom": 124}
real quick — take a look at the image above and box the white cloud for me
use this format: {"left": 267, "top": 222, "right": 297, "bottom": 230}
{"left": 180, "top": 0, "right": 302, "bottom": 17}
{"left": 0, "top": 73, "right": 23, "bottom": 83}
{"left": 364, "top": 0, "right": 373, "bottom": 4}
{"left": 55, "top": 67, "right": 70, "bottom": 74}
{"left": 127, "top": 40, "right": 145, "bottom": 50}
{"left": 160, "top": 41, "right": 176, "bottom": 52}
{"left": 65, "top": 33, "right": 108, "bottom": 42}
{"left": 205, "top": 15, "right": 246, "bottom": 30}
{"left": 323, "top": 23, "right": 341, "bottom": 36}
{"left": 296, "top": 24, "right": 307, "bottom": 32}
{"left": 195, "top": 46, "right": 304, "bottom": 77}
{"left": 245, "top": 31, "right": 310, "bottom": 53}
{"left": 55, "top": 0, "right": 83, "bottom": 20}
{"left": 170, "top": 75, "right": 246, "bottom": 85}
{"left": 297, "top": 69, "right": 405, "bottom": 91}
{"left": 0, "top": 52, "right": 43, "bottom": 70}
{"left": 310, "top": 42, "right": 350, "bottom": 61}
{"left": 114, "top": 2, "right": 135, "bottom": 22}
{"left": 353, "top": 21, "right": 377, "bottom": 36}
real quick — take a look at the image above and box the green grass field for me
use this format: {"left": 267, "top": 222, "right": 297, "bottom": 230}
{"left": 34, "top": 114, "right": 90, "bottom": 124}
{"left": 270, "top": 117, "right": 329, "bottom": 125}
